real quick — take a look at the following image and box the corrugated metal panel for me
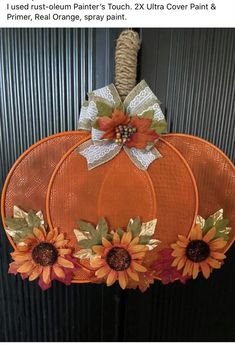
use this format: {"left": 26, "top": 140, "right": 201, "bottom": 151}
{"left": 0, "top": 28, "right": 234, "bottom": 341}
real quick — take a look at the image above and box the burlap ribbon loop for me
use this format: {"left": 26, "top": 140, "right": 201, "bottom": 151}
{"left": 77, "top": 80, "right": 166, "bottom": 170}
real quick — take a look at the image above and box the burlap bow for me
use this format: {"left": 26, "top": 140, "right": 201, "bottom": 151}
{"left": 77, "top": 80, "right": 167, "bottom": 170}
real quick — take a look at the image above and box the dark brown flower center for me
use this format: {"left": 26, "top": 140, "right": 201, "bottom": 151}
{"left": 114, "top": 124, "right": 136, "bottom": 145}
{"left": 32, "top": 242, "right": 58, "bottom": 266}
{"left": 106, "top": 247, "right": 131, "bottom": 271}
{"left": 186, "top": 240, "right": 210, "bottom": 262}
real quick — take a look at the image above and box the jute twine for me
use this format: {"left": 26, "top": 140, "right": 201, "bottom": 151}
{"left": 115, "top": 30, "right": 141, "bottom": 100}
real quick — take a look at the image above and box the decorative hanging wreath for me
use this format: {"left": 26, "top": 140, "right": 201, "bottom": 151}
{"left": 1, "top": 30, "right": 234, "bottom": 291}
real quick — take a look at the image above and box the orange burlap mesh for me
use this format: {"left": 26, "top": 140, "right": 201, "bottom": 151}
{"left": 164, "top": 134, "right": 235, "bottom": 251}
{"left": 2, "top": 131, "right": 89, "bottom": 221}
{"left": 145, "top": 138, "right": 198, "bottom": 264}
{"left": 2, "top": 131, "right": 95, "bottom": 282}
{"left": 47, "top": 149, "right": 157, "bottom": 239}
{"left": 46, "top": 138, "right": 198, "bottom": 267}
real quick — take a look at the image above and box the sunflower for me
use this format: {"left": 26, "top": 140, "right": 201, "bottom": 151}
{"left": 90, "top": 231, "right": 148, "bottom": 289}
{"left": 171, "top": 224, "right": 227, "bottom": 279}
{"left": 97, "top": 109, "right": 159, "bottom": 149}
{"left": 9, "top": 227, "right": 77, "bottom": 290}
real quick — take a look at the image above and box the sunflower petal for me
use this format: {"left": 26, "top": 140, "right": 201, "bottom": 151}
{"left": 171, "top": 244, "right": 179, "bottom": 250}
{"left": 203, "top": 227, "right": 216, "bottom": 243}
{"left": 129, "top": 236, "right": 139, "bottom": 247}
{"left": 57, "top": 257, "right": 74, "bottom": 268}
{"left": 106, "top": 270, "right": 117, "bottom": 286}
{"left": 92, "top": 245, "right": 105, "bottom": 256}
{"left": 42, "top": 266, "right": 51, "bottom": 285}
{"left": 90, "top": 258, "right": 105, "bottom": 268}
{"left": 176, "top": 241, "right": 187, "bottom": 248}
{"left": 46, "top": 229, "right": 55, "bottom": 242}
{"left": 33, "top": 228, "right": 45, "bottom": 241}
{"left": 58, "top": 248, "right": 72, "bottom": 256}
{"left": 17, "top": 261, "right": 35, "bottom": 274}
{"left": 95, "top": 265, "right": 110, "bottom": 278}
{"left": 192, "top": 263, "right": 199, "bottom": 279}
{"left": 183, "top": 260, "right": 193, "bottom": 277}
{"left": 28, "top": 266, "right": 42, "bottom": 281}
{"left": 177, "top": 256, "right": 187, "bottom": 270}
{"left": 171, "top": 248, "right": 186, "bottom": 257}
{"left": 121, "top": 231, "right": 132, "bottom": 246}
{"left": 56, "top": 233, "right": 65, "bottom": 242}
{"left": 131, "top": 261, "right": 147, "bottom": 272}
{"left": 210, "top": 251, "right": 226, "bottom": 260}
{"left": 178, "top": 235, "right": 189, "bottom": 244}
{"left": 126, "top": 268, "right": 139, "bottom": 281}
{"left": 129, "top": 245, "right": 148, "bottom": 253}
{"left": 209, "top": 238, "right": 227, "bottom": 250}
{"left": 52, "top": 228, "right": 59, "bottom": 241}
{"left": 207, "top": 257, "right": 221, "bottom": 269}
{"left": 11, "top": 252, "right": 32, "bottom": 262}
{"left": 113, "top": 233, "right": 120, "bottom": 245}
{"left": 102, "top": 237, "right": 112, "bottom": 249}
{"left": 53, "top": 264, "right": 66, "bottom": 279}
{"left": 54, "top": 240, "right": 69, "bottom": 248}
{"left": 131, "top": 252, "right": 146, "bottom": 260}
{"left": 200, "top": 262, "right": 211, "bottom": 278}
{"left": 118, "top": 271, "right": 128, "bottom": 289}
{"left": 172, "top": 256, "right": 182, "bottom": 267}
{"left": 190, "top": 224, "right": 202, "bottom": 240}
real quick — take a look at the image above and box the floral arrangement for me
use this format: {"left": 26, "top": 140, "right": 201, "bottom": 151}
{"left": 5, "top": 207, "right": 231, "bottom": 291}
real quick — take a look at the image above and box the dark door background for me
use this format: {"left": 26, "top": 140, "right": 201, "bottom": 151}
{"left": 0, "top": 28, "right": 234, "bottom": 341}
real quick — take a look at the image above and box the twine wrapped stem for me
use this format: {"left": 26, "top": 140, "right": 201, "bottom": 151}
{"left": 115, "top": 30, "right": 141, "bottom": 101}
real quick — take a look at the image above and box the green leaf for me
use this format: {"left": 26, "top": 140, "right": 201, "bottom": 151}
{"left": 139, "top": 235, "right": 151, "bottom": 245}
{"left": 91, "top": 119, "right": 100, "bottom": 129}
{"left": 151, "top": 120, "right": 168, "bottom": 134}
{"left": 27, "top": 210, "right": 41, "bottom": 228}
{"left": 97, "top": 218, "right": 108, "bottom": 238}
{"left": 215, "top": 218, "right": 229, "bottom": 231}
{"left": 202, "top": 215, "right": 230, "bottom": 240}
{"left": 141, "top": 110, "right": 154, "bottom": 119}
{"left": 128, "top": 218, "right": 142, "bottom": 237}
{"left": 117, "top": 228, "right": 124, "bottom": 238}
{"left": 4, "top": 218, "right": 33, "bottom": 244}
{"left": 5, "top": 218, "right": 28, "bottom": 230}
{"left": 202, "top": 216, "right": 214, "bottom": 234}
{"left": 78, "top": 238, "right": 101, "bottom": 249}
{"left": 106, "top": 234, "right": 113, "bottom": 241}
{"left": 78, "top": 220, "right": 96, "bottom": 233}
{"left": 96, "top": 101, "right": 113, "bottom": 117}
{"left": 214, "top": 218, "right": 230, "bottom": 240}
{"left": 115, "top": 103, "right": 124, "bottom": 112}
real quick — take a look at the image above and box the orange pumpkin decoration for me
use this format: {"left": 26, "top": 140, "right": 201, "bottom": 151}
{"left": 1, "top": 30, "right": 234, "bottom": 291}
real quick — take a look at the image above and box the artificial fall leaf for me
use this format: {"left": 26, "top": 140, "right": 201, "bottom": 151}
{"left": 75, "top": 219, "right": 109, "bottom": 249}
{"left": 126, "top": 218, "right": 159, "bottom": 250}
{"left": 96, "top": 101, "right": 113, "bottom": 117}
{"left": 96, "top": 218, "right": 108, "bottom": 237}
{"left": 151, "top": 119, "right": 168, "bottom": 134}
{"left": 5, "top": 207, "right": 44, "bottom": 244}
{"left": 198, "top": 209, "right": 231, "bottom": 240}
{"left": 140, "top": 219, "right": 157, "bottom": 237}
{"left": 73, "top": 229, "right": 89, "bottom": 242}
{"left": 141, "top": 110, "right": 154, "bottom": 119}
{"left": 91, "top": 119, "right": 100, "bottom": 129}
{"left": 127, "top": 271, "right": 155, "bottom": 292}
{"left": 127, "top": 218, "right": 142, "bottom": 237}
{"left": 77, "top": 220, "right": 97, "bottom": 238}
{"left": 116, "top": 227, "right": 124, "bottom": 237}
{"left": 74, "top": 248, "right": 98, "bottom": 260}
{"left": 27, "top": 211, "right": 42, "bottom": 228}
{"left": 152, "top": 248, "right": 189, "bottom": 285}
